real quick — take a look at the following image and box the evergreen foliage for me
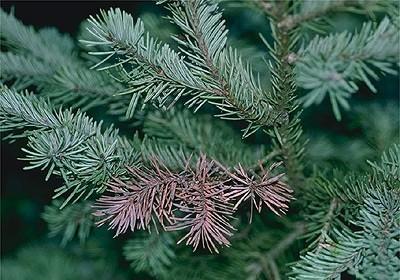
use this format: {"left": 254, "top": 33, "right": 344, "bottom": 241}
{"left": 1, "top": 244, "right": 125, "bottom": 280}
{"left": 123, "top": 232, "right": 176, "bottom": 278}
{"left": 0, "top": 86, "right": 139, "bottom": 207}
{"left": 296, "top": 16, "right": 399, "bottom": 119}
{"left": 0, "top": 8, "right": 131, "bottom": 118}
{"left": 1, "top": 0, "right": 399, "bottom": 279}
{"left": 143, "top": 108, "right": 267, "bottom": 167}
{"left": 42, "top": 200, "right": 95, "bottom": 245}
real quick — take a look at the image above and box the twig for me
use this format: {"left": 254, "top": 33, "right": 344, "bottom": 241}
{"left": 278, "top": 0, "right": 383, "bottom": 31}
{"left": 315, "top": 198, "right": 339, "bottom": 253}
{"left": 267, "top": 222, "right": 305, "bottom": 259}
{"left": 257, "top": 222, "right": 306, "bottom": 279}
{"left": 278, "top": 0, "right": 348, "bottom": 30}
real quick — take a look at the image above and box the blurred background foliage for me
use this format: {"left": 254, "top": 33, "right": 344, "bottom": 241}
{"left": 1, "top": 1, "right": 398, "bottom": 279}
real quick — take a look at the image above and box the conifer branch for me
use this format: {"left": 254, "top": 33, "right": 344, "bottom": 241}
{"left": 139, "top": 136, "right": 191, "bottom": 170}
{"left": 42, "top": 200, "right": 95, "bottom": 245}
{"left": 292, "top": 228, "right": 363, "bottom": 279}
{"left": 313, "top": 198, "right": 339, "bottom": 252}
{"left": 279, "top": 0, "right": 348, "bottom": 31}
{"left": 2, "top": 0, "right": 398, "bottom": 276}
{"left": 135, "top": 137, "right": 188, "bottom": 170}
{"left": 278, "top": 0, "right": 391, "bottom": 31}
{"left": 123, "top": 232, "right": 176, "bottom": 278}
{"left": 292, "top": 189, "right": 400, "bottom": 279}
{"left": 167, "top": 0, "right": 281, "bottom": 136}
{"left": 220, "top": 162, "right": 293, "bottom": 219}
{"left": 94, "top": 157, "right": 185, "bottom": 235}
{"left": 1, "top": 245, "right": 124, "bottom": 279}
{"left": 292, "top": 144, "right": 400, "bottom": 278}
{"left": 93, "top": 154, "right": 292, "bottom": 253}
{"left": 0, "top": 50, "right": 129, "bottom": 116}
{"left": 296, "top": 16, "right": 399, "bottom": 119}
{"left": 0, "top": 9, "right": 75, "bottom": 67}
{"left": 83, "top": 3, "right": 284, "bottom": 136}
{"left": 168, "top": 156, "right": 235, "bottom": 253}
{"left": 261, "top": 2, "right": 306, "bottom": 188}
{"left": 82, "top": 8, "right": 207, "bottom": 116}
{"left": 256, "top": 222, "right": 305, "bottom": 279}
{"left": 45, "top": 67, "right": 129, "bottom": 114}
{"left": 354, "top": 103, "right": 399, "bottom": 153}
{"left": 368, "top": 143, "right": 400, "bottom": 182}
{"left": 1, "top": 9, "right": 133, "bottom": 119}
{"left": 1, "top": 52, "right": 53, "bottom": 88}
{"left": 0, "top": 86, "right": 139, "bottom": 207}
{"left": 143, "top": 108, "right": 266, "bottom": 167}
